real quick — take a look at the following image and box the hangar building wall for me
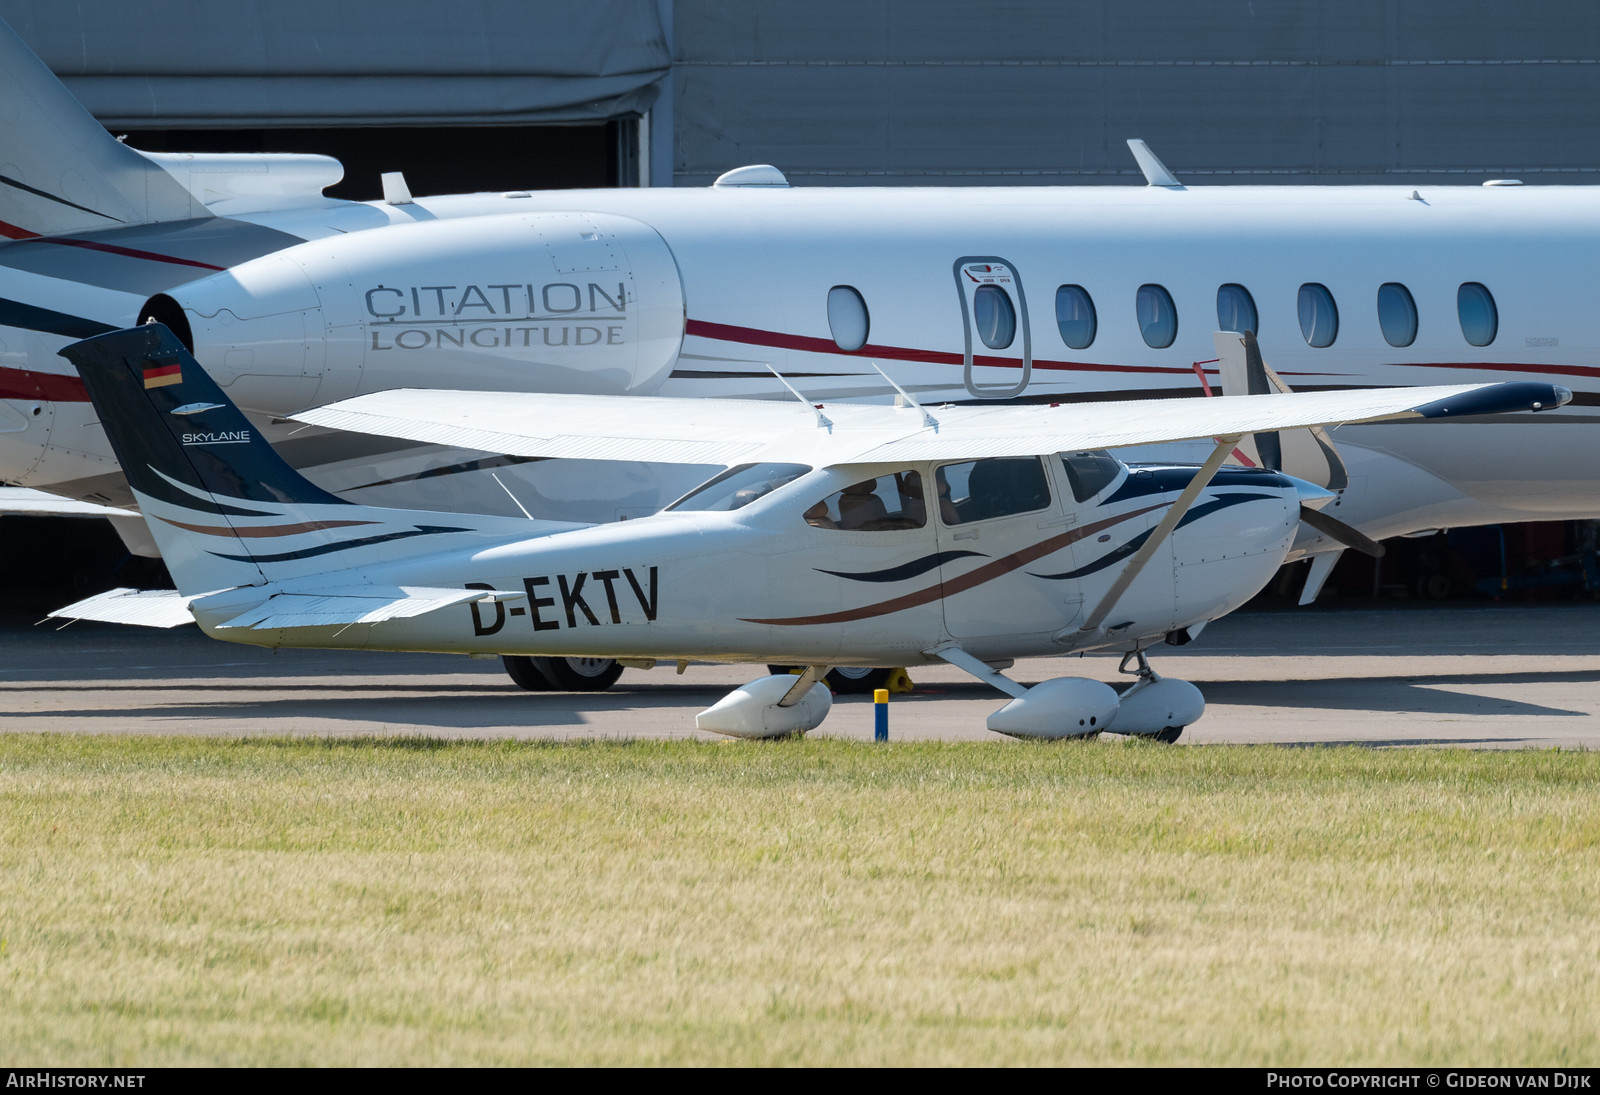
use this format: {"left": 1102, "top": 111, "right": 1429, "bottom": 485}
{"left": 668, "top": 1, "right": 1600, "bottom": 186}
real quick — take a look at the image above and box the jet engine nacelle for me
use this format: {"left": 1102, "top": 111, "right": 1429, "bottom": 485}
{"left": 154, "top": 210, "right": 687, "bottom": 414}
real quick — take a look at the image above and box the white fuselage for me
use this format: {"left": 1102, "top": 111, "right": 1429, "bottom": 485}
{"left": 2, "top": 181, "right": 1596, "bottom": 541}
{"left": 179, "top": 459, "right": 1303, "bottom": 666}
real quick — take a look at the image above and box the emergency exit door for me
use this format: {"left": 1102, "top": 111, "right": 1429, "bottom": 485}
{"left": 953, "top": 256, "right": 1031, "bottom": 399}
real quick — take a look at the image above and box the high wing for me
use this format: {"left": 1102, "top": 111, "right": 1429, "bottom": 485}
{"left": 293, "top": 380, "right": 1571, "bottom": 468}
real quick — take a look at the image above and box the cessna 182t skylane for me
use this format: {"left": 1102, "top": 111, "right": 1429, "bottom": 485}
{"left": 50, "top": 324, "right": 1567, "bottom": 739}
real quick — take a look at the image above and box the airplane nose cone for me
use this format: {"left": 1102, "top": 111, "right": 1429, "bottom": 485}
{"left": 1287, "top": 475, "right": 1336, "bottom": 510}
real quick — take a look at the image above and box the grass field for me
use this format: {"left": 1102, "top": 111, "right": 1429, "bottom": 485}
{"left": 1, "top": 735, "right": 1596, "bottom": 1066}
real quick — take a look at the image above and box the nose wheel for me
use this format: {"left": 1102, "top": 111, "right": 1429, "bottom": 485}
{"left": 1114, "top": 650, "right": 1200, "bottom": 744}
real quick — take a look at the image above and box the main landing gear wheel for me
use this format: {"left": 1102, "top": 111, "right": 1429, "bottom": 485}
{"left": 1150, "top": 726, "right": 1184, "bottom": 744}
{"left": 767, "top": 664, "right": 893, "bottom": 695}
{"left": 535, "top": 656, "right": 624, "bottom": 692}
{"left": 502, "top": 655, "right": 551, "bottom": 692}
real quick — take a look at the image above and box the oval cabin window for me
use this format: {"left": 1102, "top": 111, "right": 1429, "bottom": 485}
{"left": 1458, "top": 283, "right": 1498, "bottom": 347}
{"left": 972, "top": 285, "right": 1017, "bottom": 349}
{"left": 826, "top": 285, "right": 870, "bottom": 351}
{"left": 1377, "top": 283, "right": 1418, "bottom": 348}
{"left": 1055, "top": 285, "right": 1097, "bottom": 349}
{"left": 1298, "top": 283, "right": 1339, "bottom": 347}
{"left": 1137, "top": 284, "right": 1177, "bottom": 349}
{"left": 1216, "top": 284, "right": 1258, "bottom": 335}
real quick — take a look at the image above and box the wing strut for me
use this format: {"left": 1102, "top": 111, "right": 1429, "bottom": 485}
{"left": 1078, "top": 435, "right": 1239, "bottom": 636}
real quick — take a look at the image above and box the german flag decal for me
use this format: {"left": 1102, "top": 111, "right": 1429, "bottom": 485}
{"left": 143, "top": 362, "right": 182, "bottom": 389}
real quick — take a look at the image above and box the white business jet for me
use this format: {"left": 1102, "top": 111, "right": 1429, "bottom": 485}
{"left": 0, "top": 11, "right": 1597, "bottom": 576}
{"left": 50, "top": 324, "right": 1567, "bottom": 739}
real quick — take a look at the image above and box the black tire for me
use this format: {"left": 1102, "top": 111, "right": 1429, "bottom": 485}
{"left": 533, "top": 656, "right": 624, "bottom": 692}
{"left": 825, "top": 666, "right": 894, "bottom": 694}
{"left": 765, "top": 665, "right": 894, "bottom": 695}
{"left": 502, "top": 655, "right": 551, "bottom": 692}
{"left": 1151, "top": 726, "right": 1184, "bottom": 744}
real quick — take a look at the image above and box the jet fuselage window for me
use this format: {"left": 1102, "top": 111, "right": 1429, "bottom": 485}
{"left": 1378, "top": 282, "right": 1418, "bottom": 348}
{"left": 826, "top": 285, "right": 870, "bottom": 352}
{"left": 1298, "top": 283, "right": 1339, "bottom": 347}
{"left": 805, "top": 471, "right": 929, "bottom": 531}
{"left": 1060, "top": 450, "right": 1124, "bottom": 503}
{"left": 1216, "top": 283, "right": 1258, "bottom": 335}
{"left": 668, "top": 462, "right": 812, "bottom": 512}
{"left": 972, "top": 285, "right": 1017, "bottom": 349}
{"left": 1137, "top": 284, "right": 1177, "bottom": 349}
{"left": 1458, "top": 282, "right": 1498, "bottom": 346}
{"left": 936, "top": 457, "right": 1052, "bottom": 525}
{"left": 1055, "top": 284, "right": 1097, "bottom": 349}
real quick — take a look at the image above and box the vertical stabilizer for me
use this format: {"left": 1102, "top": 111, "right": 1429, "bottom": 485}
{"left": 0, "top": 18, "right": 204, "bottom": 238}
{"left": 59, "top": 324, "right": 517, "bottom": 596}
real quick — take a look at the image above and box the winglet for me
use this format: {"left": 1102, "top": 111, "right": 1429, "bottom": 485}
{"left": 1127, "top": 139, "right": 1184, "bottom": 188}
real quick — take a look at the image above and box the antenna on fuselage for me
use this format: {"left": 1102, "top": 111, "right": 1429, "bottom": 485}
{"left": 767, "top": 364, "right": 833, "bottom": 430}
{"left": 1127, "top": 139, "right": 1184, "bottom": 189}
{"left": 870, "top": 363, "right": 938, "bottom": 430}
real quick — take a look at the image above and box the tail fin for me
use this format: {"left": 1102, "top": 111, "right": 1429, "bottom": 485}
{"left": 0, "top": 19, "right": 203, "bottom": 238}
{"left": 59, "top": 324, "right": 515, "bottom": 595}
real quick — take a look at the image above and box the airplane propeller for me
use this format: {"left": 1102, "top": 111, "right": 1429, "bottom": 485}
{"left": 1298, "top": 504, "right": 1385, "bottom": 558}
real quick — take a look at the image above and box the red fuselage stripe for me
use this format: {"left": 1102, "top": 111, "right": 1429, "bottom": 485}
{"left": 0, "top": 369, "right": 89, "bottom": 402}
{"left": 684, "top": 317, "right": 1209, "bottom": 376}
{"left": 31, "top": 236, "right": 226, "bottom": 272}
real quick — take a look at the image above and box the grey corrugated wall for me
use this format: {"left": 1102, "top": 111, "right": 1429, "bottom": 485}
{"left": 671, "top": 0, "right": 1600, "bottom": 185}
{"left": 0, "top": 0, "right": 669, "bottom": 126}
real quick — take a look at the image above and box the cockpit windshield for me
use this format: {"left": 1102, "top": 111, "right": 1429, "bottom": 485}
{"left": 667, "top": 462, "right": 813, "bottom": 512}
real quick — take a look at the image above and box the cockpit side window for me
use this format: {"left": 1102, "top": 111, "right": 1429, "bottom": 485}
{"left": 935, "top": 457, "right": 1052, "bottom": 525}
{"left": 805, "top": 471, "right": 929, "bottom": 531}
{"left": 1059, "top": 450, "right": 1124, "bottom": 502}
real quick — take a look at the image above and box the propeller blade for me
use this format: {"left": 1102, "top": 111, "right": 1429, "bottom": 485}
{"left": 1299, "top": 505, "right": 1385, "bottom": 558}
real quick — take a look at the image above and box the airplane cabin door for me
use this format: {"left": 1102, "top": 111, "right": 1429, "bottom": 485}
{"left": 933, "top": 455, "right": 1084, "bottom": 658}
{"left": 954, "top": 257, "right": 1031, "bottom": 398}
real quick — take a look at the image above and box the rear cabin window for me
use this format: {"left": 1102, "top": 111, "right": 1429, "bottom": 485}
{"left": 805, "top": 471, "right": 928, "bottom": 531}
{"left": 1458, "top": 282, "right": 1498, "bottom": 346}
{"left": 936, "top": 457, "right": 1052, "bottom": 525}
{"left": 1137, "top": 284, "right": 1177, "bottom": 348}
{"left": 1377, "top": 282, "right": 1418, "bottom": 347}
{"left": 1298, "top": 283, "right": 1339, "bottom": 347}
{"left": 1216, "top": 283, "right": 1258, "bottom": 335}
{"left": 1055, "top": 284, "right": 1097, "bottom": 349}
{"left": 826, "top": 285, "right": 870, "bottom": 351}
{"left": 1060, "top": 450, "right": 1124, "bottom": 503}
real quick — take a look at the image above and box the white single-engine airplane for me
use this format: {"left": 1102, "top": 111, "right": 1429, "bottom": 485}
{"left": 50, "top": 323, "right": 1567, "bottom": 739}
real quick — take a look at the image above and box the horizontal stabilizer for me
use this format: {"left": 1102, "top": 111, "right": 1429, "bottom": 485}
{"left": 50, "top": 587, "right": 194, "bottom": 628}
{"left": 215, "top": 586, "right": 524, "bottom": 631}
{"left": 0, "top": 486, "right": 137, "bottom": 518}
{"left": 295, "top": 381, "right": 1573, "bottom": 470}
